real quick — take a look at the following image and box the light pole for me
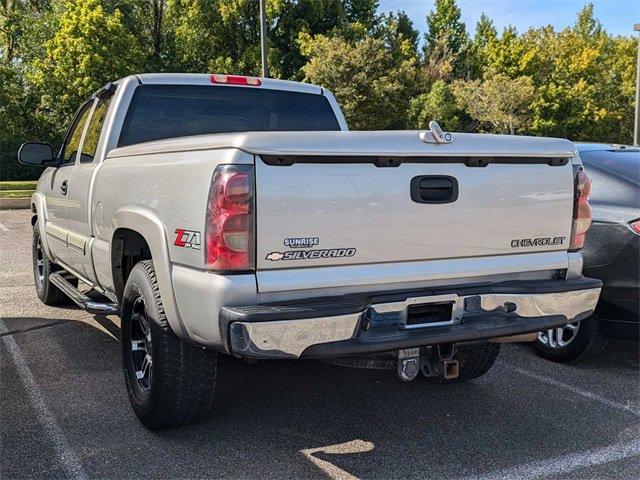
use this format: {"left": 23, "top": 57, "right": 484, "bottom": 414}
{"left": 634, "top": 23, "right": 640, "bottom": 146}
{"left": 259, "top": 0, "right": 269, "bottom": 77}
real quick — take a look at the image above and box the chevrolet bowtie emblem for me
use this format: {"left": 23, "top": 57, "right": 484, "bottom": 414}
{"left": 266, "top": 252, "right": 285, "bottom": 261}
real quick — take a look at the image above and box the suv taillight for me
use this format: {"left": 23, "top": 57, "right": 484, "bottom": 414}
{"left": 205, "top": 164, "right": 254, "bottom": 271}
{"left": 569, "top": 166, "right": 592, "bottom": 250}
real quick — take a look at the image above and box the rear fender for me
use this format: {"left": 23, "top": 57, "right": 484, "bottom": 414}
{"left": 112, "top": 207, "right": 189, "bottom": 341}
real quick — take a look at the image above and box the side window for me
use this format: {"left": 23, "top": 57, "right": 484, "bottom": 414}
{"left": 79, "top": 98, "right": 111, "bottom": 163}
{"left": 61, "top": 102, "right": 93, "bottom": 164}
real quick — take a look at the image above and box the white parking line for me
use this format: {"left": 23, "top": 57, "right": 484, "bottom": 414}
{"left": 0, "top": 221, "right": 9, "bottom": 232}
{"left": 300, "top": 440, "right": 375, "bottom": 480}
{"left": 466, "top": 437, "right": 640, "bottom": 480}
{"left": 0, "top": 317, "right": 88, "bottom": 480}
{"left": 506, "top": 364, "right": 640, "bottom": 418}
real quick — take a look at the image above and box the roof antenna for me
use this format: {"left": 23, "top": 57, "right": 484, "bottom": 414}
{"left": 419, "top": 121, "right": 452, "bottom": 144}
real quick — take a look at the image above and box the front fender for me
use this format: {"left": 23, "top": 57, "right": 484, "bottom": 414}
{"left": 31, "top": 192, "right": 52, "bottom": 258}
{"left": 112, "top": 207, "right": 189, "bottom": 342}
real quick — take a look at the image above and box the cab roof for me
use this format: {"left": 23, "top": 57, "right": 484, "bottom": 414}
{"left": 134, "top": 73, "right": 324, "bottom": 96}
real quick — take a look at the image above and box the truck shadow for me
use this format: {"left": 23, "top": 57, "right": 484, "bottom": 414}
{"left": 4, "top": 313, "right": 639, "bottom": 479}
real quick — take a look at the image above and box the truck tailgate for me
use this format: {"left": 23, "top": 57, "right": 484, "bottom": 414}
{"left": 255, "top": 157, "right": 574, "bottom": 271}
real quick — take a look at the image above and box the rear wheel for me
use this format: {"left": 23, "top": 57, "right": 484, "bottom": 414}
{"left": 32, "top": 224, "right": 74, "bottom": 305}
{"left": 533, "top": 316, "right": 608, "bottom": 362}
{"left": 121, "top": 260, "right": 217, "bottom": 429}
{"left": 424, "top": 343, "right": 501, "bottom": 384}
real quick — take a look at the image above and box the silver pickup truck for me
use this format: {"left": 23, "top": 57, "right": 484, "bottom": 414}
{"left": 19, "top": 73, "right": 601, "bottom": 429}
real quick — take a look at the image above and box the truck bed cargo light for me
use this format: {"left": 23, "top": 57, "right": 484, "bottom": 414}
{"left": 209, "top": 74, "right": 261, "bottom": 86}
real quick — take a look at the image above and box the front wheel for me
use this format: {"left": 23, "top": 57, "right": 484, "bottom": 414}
{"left": 32, "top": 224, "right": 74, "bottom": 305}
{"left": 533, "top": 316, "right": 608, "bottom": 362}
{"left": 121, "top": 260, "right": 217, "bottom": 429}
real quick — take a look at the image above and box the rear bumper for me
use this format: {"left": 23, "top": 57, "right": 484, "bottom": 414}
{"left": 222, "top": 278, "right": 602, "bottom": 359}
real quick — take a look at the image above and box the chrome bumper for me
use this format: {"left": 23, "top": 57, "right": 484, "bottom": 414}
{"left": 226, "top": 284, "right": 601, "bottom": 359}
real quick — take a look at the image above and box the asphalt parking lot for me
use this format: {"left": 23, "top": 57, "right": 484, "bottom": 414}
{"left": 1, "top": 208, "right": 639, "bottom": 480}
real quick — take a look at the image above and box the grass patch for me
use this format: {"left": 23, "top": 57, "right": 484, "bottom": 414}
{"left": 0, "top": 189, "right": 35, "bottom": 198}
{"left": 0, "top": 180, "right": 37, "bottom": 191}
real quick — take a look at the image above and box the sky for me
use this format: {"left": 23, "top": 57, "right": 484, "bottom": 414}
{"left": 377, "top": 0, "right": 640, "bottom": 38}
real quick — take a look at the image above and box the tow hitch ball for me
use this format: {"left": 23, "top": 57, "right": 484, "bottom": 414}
{"left": 396, "top": 345, "right": 459, "bottom": 381}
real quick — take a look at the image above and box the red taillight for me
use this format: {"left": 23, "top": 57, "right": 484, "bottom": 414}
{"left": 569, "top": 167, "right": 592, "bottom": 250}
{"left": 209, "top": 74, "right": 261, "bottom": 86}
{"left": 205, "top": 165, "right": 254, "bottom": 271}
{"left": 629, "top": 219, "right": 640, "bottom": 235}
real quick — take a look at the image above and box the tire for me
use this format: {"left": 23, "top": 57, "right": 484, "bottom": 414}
{"left": 32, "top": 224, "right": 73, "bottom": 306}
{"left": 121, "top": 260, "right": 217, "bottom": 429}
{"left": 533, "top": 316, "right": 608, "bottom": 362}
{"left": 425, "top": 343, "right": 501, "bottom": 384}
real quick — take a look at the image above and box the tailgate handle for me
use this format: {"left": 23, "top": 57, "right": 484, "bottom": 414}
{"left": 410, "top": 176, "right": 458, "bottom": 204}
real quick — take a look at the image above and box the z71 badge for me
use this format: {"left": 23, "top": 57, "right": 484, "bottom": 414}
{"left": 266, "top": 248, "right": 356, "bottom": 262}
{"left": 174, "top": 229, "right": 201, "bottom": 250}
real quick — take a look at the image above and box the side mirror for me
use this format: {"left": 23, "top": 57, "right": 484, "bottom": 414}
{"left": 18, "top": 142, "right": 56, "bottom": 166}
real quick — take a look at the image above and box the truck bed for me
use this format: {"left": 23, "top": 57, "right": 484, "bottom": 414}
{"left": 107, "top": 129, "right": 577, "bottom": 284}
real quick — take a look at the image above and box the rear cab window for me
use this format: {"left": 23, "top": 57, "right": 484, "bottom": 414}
{"left": 118, "top": 85, "right": 341, "bottom": 147}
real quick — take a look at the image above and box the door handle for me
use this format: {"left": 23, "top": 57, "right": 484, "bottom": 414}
{"left": 60, "top": 180, "right": 68, "bottom": 196}
{"left": 410, "top": 176, "right": 458, "bottom": 204}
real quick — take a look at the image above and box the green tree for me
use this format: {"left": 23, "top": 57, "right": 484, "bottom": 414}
{"left": 342, "top": 0, "right": 378, "bottom": 29}
{"left": 526, "top": 5, "right": 636, "bottom": 142}
{"left": 167, "top": 0, "right": 301, "bottom": 76}
{"left": 573, "top": 2, "right": 601, "bottom": 40}
{"left": 165, "top": 0, "right": 224, "bottom": 73}
{"left": 453, "top": 73, "right": 535, "bottom": 134}
{"left": 469, "top": 12, "right": 496, "bottom": 77}
{"left": 474, "top": 13, "right": 497, "bottom": 50}
{"left": 165, "top": 1, "right": 379, "bottom": 78}
{"left": 423, "top": 0, "right": 469, "bottom": 77}
{"left": 423, "top": 33, "right": 455, "bottom": 82}
{"left": 424, "top": 0, "right": 467, "bottom": 54}
{"left": 391, "top": 10, "right": 419, "bottom": 49}
{"left": 1, "top": 1, "right": 55, "bottom": 180}
{"left": 277, "top": 1, "right": 382, "bottom": 78}
{"left": 0, "top": 62, "right": 53, "bottom": 180}
{"left": 301, "top": 34, "right": 419, "bottom": 129}
{"left": 1, "top": 64, "right": 24, "bottom": 179}
{"left": 101, "top": 0, "right": 164, "bottom": 69}
{"left": 483, "top": 26, "right": 541, "bottom": 79}
{"left": 0, "top": 0, "right": 52, "bottom": 63}
{"left": 407, "top": 79, "right": 467, "bottom": 131}
{"left": 0, "top": 0, "right": 25, "bottom": 62}
{"left": 29, "top": 0, "right": 145, "bottom": 135}
{"left": 374, "top": 10, "right": 420, "bottom": 68}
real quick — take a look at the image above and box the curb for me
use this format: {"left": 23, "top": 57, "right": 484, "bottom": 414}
{"left": 0, "top": 198, "right": 30, "bottom": 210}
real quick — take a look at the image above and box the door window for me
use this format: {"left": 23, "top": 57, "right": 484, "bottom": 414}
{"left": 60, "top": 101, "right": 93, "bottom": 164}
{"left": 79, "top": 98, "right": 112, "bottom": 163}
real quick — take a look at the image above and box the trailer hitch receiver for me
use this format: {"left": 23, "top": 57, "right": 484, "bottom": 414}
{"left": 419, "top": 344, "right": 460, "bottom": 380}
